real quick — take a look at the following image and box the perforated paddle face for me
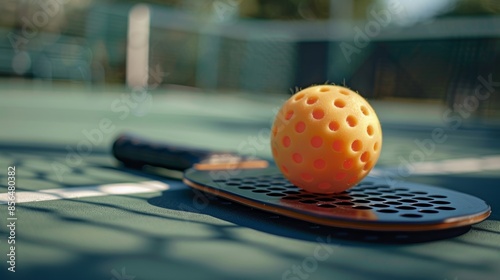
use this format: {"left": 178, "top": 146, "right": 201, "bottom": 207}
{"left": 183, "top": 167, "right": 491, "bottom": 231}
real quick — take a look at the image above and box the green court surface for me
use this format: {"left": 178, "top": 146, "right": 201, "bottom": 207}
{"left": 1, "top": 85, "right": 500, "bottom": 280}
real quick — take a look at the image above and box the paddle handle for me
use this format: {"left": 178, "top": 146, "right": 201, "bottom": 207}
{"left": 112, "top": 133, "right": 268, "bottom": 171}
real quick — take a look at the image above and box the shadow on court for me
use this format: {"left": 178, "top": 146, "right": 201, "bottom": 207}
{"left": 147, "top": 185, "right": 472, "bottom": 244}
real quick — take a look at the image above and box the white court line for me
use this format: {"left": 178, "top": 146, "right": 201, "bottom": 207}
{"left": 0, "top": 180, "right": 184, "bottom": 204}
{"left": 371, "top": 155, "right": 500, "bottom": 177}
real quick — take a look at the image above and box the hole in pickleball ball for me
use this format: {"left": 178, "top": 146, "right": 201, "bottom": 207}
{"left": 334, "top": 99, "right": 346, "bottom": 108}
{"left": 373, "top": 142, "right": 379, "bottom": 151}
{"left": 351, "top": 140, "right": 362, "bottom": 152}
{"left": 332, "top": 140, "right": 343, "bottom": 152}
{"left": 311, "top": 136, "right": 323, "bottom": 148}
{"left": 319, "top": 87, "right": 329, "bottom": 92}
{"left": 363, "top": 161, "right": 373, "bottom": 171}
{"left": 361, "top": 106, "right": 369, "bottom": 116}
{"left": 361, "top": 152, "right": 370, "bottom": 162}
{"left": 272, "top": 126, "right": 277, "bottom": 137}
{"left": 348, "top": 176, "right": 358, "bottom": 184}
{"left": 328, "top": 121, "right": 340, "bottom": 131}
{"left": 295, "top": 121, "right": 306, "bottom": 133}
{"left": 285, "top": 110, "right": 294, "bottom": 120}
{"left": 339, "top": 89, "right": 350, "bottom": 95}
{"left": 282, "top": 136, "right": 291, "bottom": 147}
{"left": 292, "top": 153, "right": 303, "bottom": 163}
{"left": 281, "top": 165, "right": 289, "bottom": 174}
{"left": 346, "top": 115, "right": 357, "bottom": 127}
{"left": 314, "top": 159, "right": 326, "bottom": 169}
{"left": 367, "top": 125, "right": 374, "bottom": 136}
{"left": 272, "top": 147, "right": 278, "bottom": 157}
{"left": 307, "top": 96, "right": 318, "bottom": 105}
{"left": 294, "top": 93, "right": 305, "bottom": 101}
{"left": 343, "top": 158, "right": 353, "bottom": 169}
{"left": 312, "top": 109, "right": 324, "bottom": 120}
{"left": 335, "top": 172, "right": 347, "bottom": 180}
{"left": 301, "top": 173, "right": 313, "bottom": 182}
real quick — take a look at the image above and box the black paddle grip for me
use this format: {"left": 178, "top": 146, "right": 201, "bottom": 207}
{"left": 112, "top": 133, "right": 219, "bottom": 171}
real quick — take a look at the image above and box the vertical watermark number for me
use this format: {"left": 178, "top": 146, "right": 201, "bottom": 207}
{"left": 6, "top": 166, "right": 17, "bottom": 272}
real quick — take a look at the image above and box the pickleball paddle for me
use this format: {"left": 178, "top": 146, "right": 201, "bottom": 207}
{"left": 112, "top": 133, "right": 491, "bottom": 232}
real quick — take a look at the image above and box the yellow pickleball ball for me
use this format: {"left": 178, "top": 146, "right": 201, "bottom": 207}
{"left": 271, "top": 85, "right": 382, "bottom": 194}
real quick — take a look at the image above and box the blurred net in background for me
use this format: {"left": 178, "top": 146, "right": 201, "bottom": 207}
{"left": 0, "top": 0, "right": 499, "bottom": 119}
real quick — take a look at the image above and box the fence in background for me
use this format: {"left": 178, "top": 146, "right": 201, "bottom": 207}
{"left": 1, "top": 3, "right": 499, "bottom": 116}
